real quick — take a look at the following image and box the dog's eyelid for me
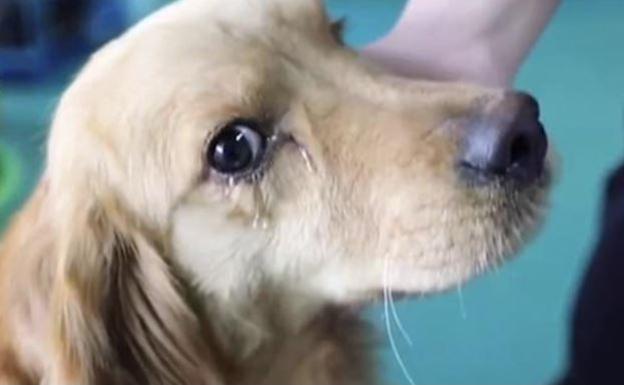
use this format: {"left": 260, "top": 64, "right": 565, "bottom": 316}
{"left": 217, "top": 117, "right": 275, "bottom": 137}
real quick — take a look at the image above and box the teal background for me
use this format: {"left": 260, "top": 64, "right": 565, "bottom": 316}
{"left": 1, "top": 1, "right": 623, "bottom": 384}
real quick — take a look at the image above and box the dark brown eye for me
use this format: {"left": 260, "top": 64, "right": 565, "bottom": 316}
{"left": 207, "top": 119, "right": 267, "bottom": 174}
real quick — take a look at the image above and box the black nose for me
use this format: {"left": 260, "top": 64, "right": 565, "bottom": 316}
{"left": 459, "top": 92, "right": 548, "bottom": 186}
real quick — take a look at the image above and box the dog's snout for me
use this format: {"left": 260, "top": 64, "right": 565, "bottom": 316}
{"left": 458, "top": 92, "right": 548, "bottom": 186}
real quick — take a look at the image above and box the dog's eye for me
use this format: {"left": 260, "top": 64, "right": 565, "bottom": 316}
{"left": 207, "top": 119, "right": 267, "bottom": 174}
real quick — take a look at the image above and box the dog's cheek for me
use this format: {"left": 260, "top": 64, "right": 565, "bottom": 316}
{"left": 171, "top": 198, "right": 270, "bottom": 295}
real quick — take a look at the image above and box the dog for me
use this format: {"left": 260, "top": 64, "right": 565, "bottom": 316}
{"left": 0, "top": 0, "right": 551, "bottom": 384}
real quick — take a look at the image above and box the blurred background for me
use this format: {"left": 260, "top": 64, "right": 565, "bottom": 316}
{"left": 1, "top": 0, "right": 623, "bottom": 384}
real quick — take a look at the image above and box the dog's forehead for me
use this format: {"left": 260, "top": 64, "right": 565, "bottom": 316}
{"left": 124, "top": 0, "right": 341, "bottom": 73}
{"left": 143, "top": 0, "right": 331, "bottom": 38}
{"left": 109, "top": 0, "right": 351, "bottom": 106}
{"left": 204, "top": 0, "right": 327, "bottom": 24}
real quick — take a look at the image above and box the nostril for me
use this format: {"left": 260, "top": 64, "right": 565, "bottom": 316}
{"left": 509, "top": 133, "right": 531, "bottom": 169}
{"left": 458, "top": 92, "right": 548, "bottom": 186}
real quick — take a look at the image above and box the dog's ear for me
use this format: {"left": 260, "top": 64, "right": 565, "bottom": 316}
{"left": 50, "top": 197, "right": 222, "bottom": 385}
{"left": 330, "top": 18, "right": 346, "bottom": 45}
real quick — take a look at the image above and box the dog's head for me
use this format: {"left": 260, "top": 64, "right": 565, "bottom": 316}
{"left": 48, "top": 0, "right": 551, "bottom": 312}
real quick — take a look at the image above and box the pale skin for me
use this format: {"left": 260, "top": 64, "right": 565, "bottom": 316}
{"left": 363, "top": 0, "right": 562, "bottom": 87}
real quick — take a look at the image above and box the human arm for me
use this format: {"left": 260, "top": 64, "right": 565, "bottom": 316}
{"left": 363, "top": 0, "right": 561, "bottom": 87}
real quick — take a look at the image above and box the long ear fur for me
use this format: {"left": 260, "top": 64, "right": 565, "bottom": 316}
{"left": 50, "top": 198, "right": 223, "bottom": 385}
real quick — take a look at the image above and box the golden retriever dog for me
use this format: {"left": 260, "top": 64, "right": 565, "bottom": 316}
{"left": 0, "top": 0, "right": 551, "bottom": 384}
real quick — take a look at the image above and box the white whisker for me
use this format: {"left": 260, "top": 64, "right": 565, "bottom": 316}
{"left": 383, "top": 256, "right": 416, "bottom": 385}
{"left": 389, "top": 289, "right": 413, "bottom": 347}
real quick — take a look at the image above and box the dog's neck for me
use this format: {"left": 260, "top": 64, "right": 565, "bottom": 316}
{"left": 197, "top": 284, "right": 376, "bottom": 384}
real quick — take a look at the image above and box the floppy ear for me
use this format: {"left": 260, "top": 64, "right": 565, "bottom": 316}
{"left": 50, "top": 197, "right": 222, "bottom": 385}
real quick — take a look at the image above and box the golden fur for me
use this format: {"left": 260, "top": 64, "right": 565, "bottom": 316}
{"left": 0, "top": 0, "right": 551, "bottom": 384}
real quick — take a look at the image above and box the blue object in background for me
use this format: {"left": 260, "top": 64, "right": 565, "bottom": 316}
{"left": 0, "top": 0, "right": 127, "bottom": 80}
{"left": 1, "top": 0, "right": 623, "bottom": 384}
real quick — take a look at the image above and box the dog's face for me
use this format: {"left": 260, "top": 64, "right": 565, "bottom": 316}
{"left": 48, "top": 0, "right": 550, "bottom": 306}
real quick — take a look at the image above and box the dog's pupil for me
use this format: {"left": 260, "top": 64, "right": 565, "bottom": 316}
{"left": 211, "top": 127, "right": 253, "bottom": 172}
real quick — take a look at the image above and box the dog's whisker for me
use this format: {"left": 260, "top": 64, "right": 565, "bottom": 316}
{"left": 386, "top": 260, "right": 414, "bottom": 347}
{"left": 384, "top": 255, "right": 416, "bottom": 385}
{"left": 389, "top": 290, "right": 413, "bottom": 347}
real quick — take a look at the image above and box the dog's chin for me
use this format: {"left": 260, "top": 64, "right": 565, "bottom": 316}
{"left": 362, "top": 261, "right": 486, "bottom": 305}
{"left": 339, "top": 199, "right": 549, "bottom": 308}
{"left": 338, "top": 259, "right": 500, "bottom": 311}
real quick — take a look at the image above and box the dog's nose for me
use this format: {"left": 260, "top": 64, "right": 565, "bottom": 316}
{"left": 458, "top": 92, "right": 548, "bottom": 185}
